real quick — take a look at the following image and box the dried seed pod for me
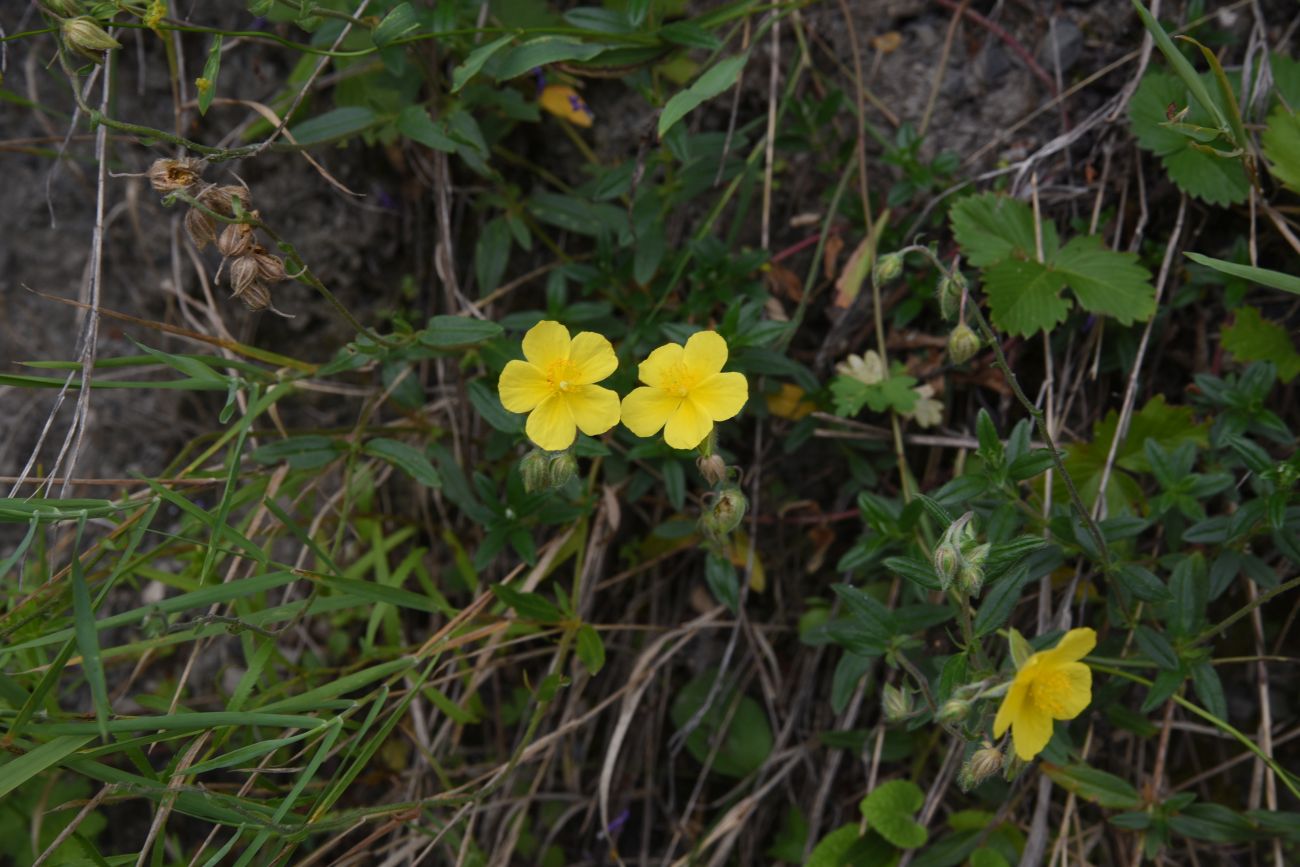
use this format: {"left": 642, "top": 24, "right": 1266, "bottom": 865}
{"left": 249, "top": 245, "right": 287, "bottom": 283}
{"left": 229, "top": 255, "right": 260, "bottom": 299}
{"left": 216, "top": 222, "right": 255, "bottom": 258}
{"left": 232, "top": 277, "right": 271, "bottom": 311}
{"left": 199, "top": 183, "right": 251, "bottom": 217}
{"left": 147, "top": 157, "right": 204, "bottom": 194}
{"left": 184, "top": 208, "right": 217, "bottom": 250}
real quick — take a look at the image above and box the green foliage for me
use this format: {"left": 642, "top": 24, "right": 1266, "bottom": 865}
{"left": 950, "top": 194, "right": 1155, "bottom": 336}
{"left": 1221, "top": 306, "right": 1300, "bottom": 383}
{"left": 670, "top": 670, "right": 774, "bottom": 778}
{"left": 861, "top": 779, "right": 928, "bottom": 849}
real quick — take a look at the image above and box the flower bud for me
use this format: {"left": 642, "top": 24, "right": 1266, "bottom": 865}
{"left": 700, "top": 487, "right": 746, "bottom": 540}
{"left": 249, "top": 245, "right": 287, "bottom": 283}
{"left": 959, "top": 746, "right": 1004, "bottom": 791}
{"left": 519, "top": 450, "right": 550, "bottom": 493}
{"left": 956, "top": 562, "right": 984, "bottom": 596}
{"left": 938, "top": 698, "right": 970, "bottom": 724}
{"left": 933, "top": 542, "right": 961, "bottom": 589}
{"left": 147, "top": 158, "right": 203, "bottom": 194}
{"left": 62, "top": 16, "right": 120, "bottom": 61}
{"left": 217, "top": 222, "right": 254, "bottom": 258}
{"left": 937, "top": 270, "right": 967, "bottom": 321}
{"left": 184, "top": 208, "right": 216, "bottom": 250}
{"left": 947, "top": 322, "right": 980, "bottom": 364}
{"left": 962, "top": 542, "right": 990, "bottom": 568}
{"left": 871, "top": 252, "right": 904, "bottom": 286}
{"left": 696, "top": 453, "right": 728, "bottom": 486}
{"left": 547, "top": 452, "right": 577, "bottom": 488}
{"left": 882, "top": 683, "right": 913, "bottom": 723}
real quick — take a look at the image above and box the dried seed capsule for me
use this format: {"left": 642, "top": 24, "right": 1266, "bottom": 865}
{"left": 146, "top": 157, "right": 203, "bottom": 194}
{"left": 184, "top": 208, "right": 216, "bottom": 250}
{"left": 700, "top": 487, "right": 747, "bottom": 541}
{"left": 216, "top": 222, "right": 254, "bottom": 258}
{"left": 232, "top": 278, "right": 271, "bottom": 311}
{"left": 229, "top": 255, "right": 260, "bottom": 299}
{"left": 959, "top": 747, "right": 1004, "bottom": 792}
{"left": 696, "top": 453, "right": 728, "bottom": 486}
{"left": 249, "top": 245, "right": 287, "bottom": 283}
{"left": 199, "top": 183, "right": 251, "bottom": 217}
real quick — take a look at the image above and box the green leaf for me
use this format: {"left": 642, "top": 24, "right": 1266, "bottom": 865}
{"left": 495, "top": 37, "right": 610, "bottom": 81}
{"left": 1115, "top": 563, "right": 1173, "bottom": 603}
{"left": 467, "top": 379, "right": 524, "bottom": 434}
{"left": 575, "top": 624, "right": 605, "bottom": 675}
{"left": 1185, "top": 252, "right": 1300, "bottom": 296}
{"left": 1043, "top": 763, "right": 1143, "bottom": 809}
{"left": 1129, "top": 70, "right": 1249, "bottom": 205}
{"left": 198, "top": 34, "right": 222, "bottom": 116}
{"left": 1130, "top": 1, "right": 1229, "bottom": 133}
{"left": 372, "top": 2, "right": 419, "bottom": 47}
{"left": 950, "top": 193, "right": 1055, "bottom": 267}
{"left": 1133, "top": 625, "right": 1179, "bottom": 670}
{"left": 766, "top": 806, "right": 810, "bottom": 863}
{"left": 1221, "top": 306, "right": 1300, "bottom": 383}
{"left": 669, "top": 670, "right": 773, "bottom": 778}
{"left": 658, "top": 53, "right": 749, "bottom": 138}
{"left": 451, "top": 34, "right": 514, "bottom": 92}
{"left": 420, "top": 314, "right": 504, "bottom": 347}
{"left": 475, "top": 217, "right": 513, "bottom": 296}
{"left": 0, "top": 735, "right": 95, "bottom": 800}
{"left": 1052, "top": 235, "right": 1155, "bottom": 326}
{"left": 1169, "top": 803, "right": 1257, "bottom": 843}
{"left": 805, "top": 824, "right": 862, "bottom": 867}
{"left": 658, "top": 21, "right": 721, "bottom": 50}
{"left": 982, "top": 258, "right": 1072, "bottom": 337}
{"left": 1190, "top": 660, "right": 1227, "bottom": 721}
{"left": 252, "top": 435, "right": 344, "bottom": 470}
{"left": 362, "top": 438, "right": 441, "bottom": 488}
{"left": 861, "top": 779, "right": 928, "bottom": 849}
{"left": 289, "top": 106, "right": 378, "bottom": 145}
{"left": 396, "top": 105, "right": 457, "bottom": 152}
{"left": 705, "top": 553, "right": 739, "bottom": 613}
{"left": 492, "top": 584, "right": 564, "bottom": 623}
{"left": 70, "top": 521, "right": 109, "bottom": 740}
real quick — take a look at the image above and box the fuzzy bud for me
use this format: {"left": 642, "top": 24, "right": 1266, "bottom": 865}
{"left": 519, "top": 450, "right": 550, "bottom": 493}
{"left": 249, "top": 245, "right": 287, "bottom": 283}
{"left": 933, "top": 542, "right": 961, "bottom": 589}
{"left": 937, "top": 270, "right": 967, "bottom": 321}
{"left": 947, "top": 323, "right": 980, "bottom": 364}
{"left": 959, "top": 747, "right": 1004, "bottom": 792}
{"left": 696, "top": 453, "right": 728, "bottom": 486}
{"left": 547, "top": 452, "right": 577, "bottom": 489}
{"left": 217, "top": 222, "right": 255, "bottom": 258}
{"left": 956, "top": 562, "right": 984, "bottom": 596}
{"left": 871, "top": 252, "right": 904, "bottom": 286}
{"left": 146, "top": 158, "right": 203, "bottom": 194}
{"left": 938, "top": 698, "right": 970, "bottom": 724}
{"left": 882, "top": 683, "right": 913, "bottom": 723}
{"left": 700, "top": 487, "right": 747, "bottom": 541}
{"left": 184, "top": 208, "right": 216, "bottom": 250}
{"left": 62, "top": 16, "right": 121, "bottom": 61}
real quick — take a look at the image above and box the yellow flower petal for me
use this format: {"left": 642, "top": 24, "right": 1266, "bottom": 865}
{"left": 683, "top": 330, "right": 728, "bottom": 378}
{"left": 993, "top": 674, "right": 1029, "bottom": 738}
{"left": 1043, "top": 627, "right": 1096, "bottom": 665}
{"left": 498, "top": 360, "right": 550, "bottom": 413}
{"left": 766, "top": 383, "right": 815, "bottom": 420}
{"left": 522, "top": 320, "right": 571, "bottom": 369}
{"left": 620, "top": 386, "right": 681, "bottom": 437}
{"left": 565, "top": 384, "right": 621, "bottom": 436}
{"left": 526, "top": 394, "right": 576, "bottom": 451}
{"left": 1011, "top": 705, "right": 1054, "bottom": 761}
{"left": 568, "top": 331, "right": 617, "bottom": 384}
{"left": 691, "top": 371, "right": 749, "bottom": 421}
{"left": 638, "top": 343, "right": 685, "bottom": 389}
{"left": 539, "top": 84, "right": 594, "bottom": 128}
{"left": 664, "top": 397, "right": 713, "bottom": 449}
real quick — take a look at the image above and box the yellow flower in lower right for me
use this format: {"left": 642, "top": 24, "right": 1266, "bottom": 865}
{"left": 993, "top": 627, "right": 1095, "bottom": 761}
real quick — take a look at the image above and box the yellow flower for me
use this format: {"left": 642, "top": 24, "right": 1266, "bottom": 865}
{"left": 498, "top": 320, "right": 620, "bottom": 451}
{"left": 766, "top": 383, "right": 816, "bottom": 420}
{"left": 621, "top": 331, "right": 748, "bottom": 450}
{"left": 539, "top": 84, "right": 594, "bottom": 128}
{"left": 993, "top": 628, "right": 1095, "bottom": 761}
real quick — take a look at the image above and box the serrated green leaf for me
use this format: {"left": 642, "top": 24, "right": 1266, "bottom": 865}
{"left": 861, "top": 779, "right": 928, "bottom": 849}
{"left": 1129, "top": 71, "right": 1249, "bottom": 205}
{"left": 1053, "top": 235, "right": 1155, "bottom": 326}
{"left": 950, "top": 193, "right": 1057, "bottom": 266}
{"left": 982, "top": 258, "right": 1072, "bottom": 337}
{"left": 362, "top": 438, "right": 441, "bottom": 488}
{"left": 658, "top": 53, "right": 748, "bottom": 138}
{"left": 1221, "top": 306, "right": 1300, "bottom": 383}
{"left": 1184, "top": 252, "right": 1300, "bottom": 296}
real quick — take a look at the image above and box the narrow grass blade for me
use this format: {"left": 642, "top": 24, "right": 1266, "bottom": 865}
{"left": 1186, "top": 252, "right": 1300, "bottom": 295}
{"left": 70, "top": 516, "right": 110, "bottom": 741}
{"left": 1130, "top": 0, "right": 1228, "bottom": 133}
{"left": 0, "top": 735, "right": 94, "bottom": 799}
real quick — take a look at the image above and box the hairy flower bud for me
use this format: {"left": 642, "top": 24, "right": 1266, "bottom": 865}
{"left": 547, "top": 452, "right": 578, "bottom": 489}
{"left": 882, "top": 683, "right": 913, "bottom": 723}
{"left": 184, "top": 208, "right": 217, "bottom": 250}
{"left": 933, "top": 542, "right": 961, "bottom": 589}
{"left": 62, "top": 16, "right": 121, "bottom": 61}
{"left": 872, "top": 252, "right": 904, "bottom": 286}
{"left": 519, "top": 450, "right": 550, "bottom": 493}
{"left": 937, "top": 270, "right": 967, "bottom": 321}
{"left": 948, "top": 322, "right": 980, "bottom": 364}
{"left": 956, "top": 562, "right": 985, "bottom": 596}
{"left": 938, "top": 698, "right": 971, "bottom": 724}
{"left": 959, "top": 747, "right": 1004, "bottom": 791}
{"left": 700, "top": 487, "right": 747, "bottom": 540}
{"left": 696, "top": 453, "right": 728, "bottom": 486}
{"left": 147, "top": 158, "right": 203, "bottom": 194}
{"left": 217, "top": 222, "right": 255, "bottom": 258}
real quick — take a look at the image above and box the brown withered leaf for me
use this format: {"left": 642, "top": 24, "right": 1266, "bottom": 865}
{"left": 823, "top": 233, "right": 845, "bottom": 282}
{"left": 764, "top": 262, "right": 803, "bottom": 302}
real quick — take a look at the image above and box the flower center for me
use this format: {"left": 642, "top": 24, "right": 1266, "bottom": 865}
{"left": 1028, "top": 670, "right": 1074, "bottom": 717}
{"left": 661, "top": 362, "right": 697, "bottom": 398}
{"left": 545, "top": 359, "right": 583, "bottom": 394}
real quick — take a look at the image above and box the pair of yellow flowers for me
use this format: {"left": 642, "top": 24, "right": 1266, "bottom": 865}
{"left": 498, "top": 321, "right": 749, "bottom": 452}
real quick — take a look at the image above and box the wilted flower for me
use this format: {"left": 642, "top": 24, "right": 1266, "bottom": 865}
{"left": 700, "top": 486, "right": 747, "bottom": 540}
{"left": 696, "top": 453, "right": 728, "bottom": 486}
{"left": 498, "top": 320, "right": 620, "bottom": 451}
{"left": 621, "top": 331, "right": 749, "bottom": 450}
{"left": 882, "top": 683, "right": 913, "bottom": 723}
{"left": 836, "top": 350, "right": 885, "bottom": 386}
{"left": 959, "top": 746, "right": 1004, "bottom": 791}
{"left": 906, "top": 383, "right": 943, "bottom": 428}
{"left": 147, "top": 158, "right": 204, "bottom": 194}
{"left": 217, "top": 222, "right": 255, "bottom": 258}
{"left": 231, "top": 278, "right": 271, "bottom": 311}
{"left": 229, "top": 256, "right": 260, "bottom": 299}
{"left": 994, "top": 628, "right": 1096, "bottom": 760}
{"left": 766, "top": 383, "right": 816, "bottom": 420}
{"left": 539, "top": 84, "right": 594, "bottom": 128}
